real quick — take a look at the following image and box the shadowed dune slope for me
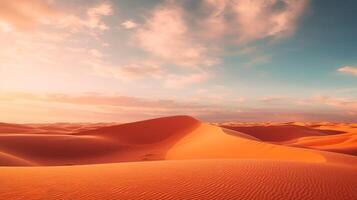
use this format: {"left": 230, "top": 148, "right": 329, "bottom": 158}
{"left": 0, "top": 116, "right": 200, "bottom": 166}
{"left": 77, "top": 115, "right": 200, "bottom": 144}
{"left": 220, "top": 125, "right": 343, "bottom": 142}
{"left": 0, "top": 152, "right": 36, "bottom": 166}
{"left": 0, "top": 160, "right": 356, "bottom": 200}
{"left": 0, "top": 123, "right": 38, "bottom": 134}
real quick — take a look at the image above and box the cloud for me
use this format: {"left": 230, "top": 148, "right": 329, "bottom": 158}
{"left": 1, "top": 92, "right": 356, "bottom": 122}
{"left": 83, "top": 0, "right": 308, "bottom": 89}
{"left": 85, "top": 2, "right": 113, "bottom": 30}
{"left": 0, "top": 1, "right": 113, "bottom": 35}
{"left": 135, "top": 3, "right": 218, "bottom": 67}
{"left": 124, "top": 0, "right": 308, "bottom": 79}
{"left": 244, "top": 54, "right": 272, "bottom": 67}
{"left": 313, "top": 95, "right": 357, "bottom": 111}
{"left": 0, "top": 0, "right": 57, "bottom": 31}
{"left": 165, "top": 72, "right": 210, "bottom": 89}
{"left": 86, "top": 58, "right": 164, "bottom": 81}
{"left": 58, "top": 2, "right": 113, "bottom": 33}
{"left": 337, "top": 66, "right": 357, "bottom": 76}
{"left": 89, "top": 49, "right": 103, "bottom": 58}
{"left": 260, "top": 96, "right": 288, "bottom": 103}
{"left": 233, "top": 0, "right": 308, "bottom": 42}
{"left": 86, "top": 57, "right": 211, "bottom": 88}
{"left": 118, "top": 62, "right": 164, "bottom": 80}
{"left": 199, "top": 0, "right": 309, "bottom": 43}
{"left": 121, "top": 20, "right": 138, "bottom": 29}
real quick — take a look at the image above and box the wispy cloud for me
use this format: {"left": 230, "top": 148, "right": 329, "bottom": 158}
{"left": 58, "top": 2, "right": 113, "bottom": 33}
{"left": 201, "top": 0, "right": 309, "bottom": 42}
{"left": 0, "top": 1, "right": 113, "bottom": 34}
{"left": 337, "top": 66, "right": 357, "bottom": 76}
{"left": 312, "top": 95, "right": 357, "bottom": 111}
{"left": 121, "top": 20, "right": 138, "bottom": 29}
{"left": 0, "top": 0, "right": 57, "bottom": 32}
{"left": 164, "top": 72, "right": 211, "bottom": 89}
{"left": 1, "top": 92, "right": 355, "bottom": 123}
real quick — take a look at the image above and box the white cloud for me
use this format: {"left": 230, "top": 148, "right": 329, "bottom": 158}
{"left": 337, "top": 66, "right": 357, "bottom": 76}
{"left": 89, "top": 49, "right": 103, "bottom": 58}
{"left": 165, "top": 72, "right": 210, "bottom": 89}
{"left": 121, "top": 20, "right": 138, "bottom": 29}
{"left": 57, "top": 2, "right": 113, "bottom": 33}
{"left": 135, "top": 3, "right": 218, "bottom": 67}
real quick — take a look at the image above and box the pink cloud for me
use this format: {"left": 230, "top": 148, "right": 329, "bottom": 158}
{"left": 337, "top": 66, "right": 357, "bottom": 76}
{"left": 89, "top": 49, "right": 103, "bottom": 58}
{"left": 118, "top": 62, "right": 164, "bottom": 80}
{"left": 121, "top": 20, "right": 138, "bottom": 29}
{"left": 0, "top": 0, "right": 57, "bottom": 31}
{"left": 0, "top": 1, "right": 113, "bottom": 34}
{"left": 201, "top": 0, "right": 308, "bottom": 42}
{"left": 86, "top": 58, "right": 163, "bottom": 81}
{"left": 1, "top": 92, "right": 355, "bottom": 123}
{"left": 165, "top": 72, "right": 210, "bottom": 89}
{"left": 233, "top": 0, "right": 308, "bottom": 42}
{"left": 135, "top": 3, "right": 218, "bottom": 67}
{"left": 313, "top": 95, "right": 357, "bottom": 111}
{"left": 58, "top": 2, "right": 113, "bottom": 33}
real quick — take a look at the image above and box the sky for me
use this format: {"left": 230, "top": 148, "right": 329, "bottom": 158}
{"left": 0, "top": 0, "right": 356, "bottom": 123}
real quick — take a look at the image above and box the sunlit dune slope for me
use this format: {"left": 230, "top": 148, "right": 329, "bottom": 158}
{"left": 286, "top": 132, "right": 357, "bottom": 156}
{"left": 166, "top": 123, "right": 357, "bottom": 166}
{"left": 0, "top": 160, "right": 356, "bottom": 200}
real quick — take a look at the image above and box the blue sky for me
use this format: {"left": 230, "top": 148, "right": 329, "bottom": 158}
{"left": 0, "top": 0, "right": 356, "bottom": 122}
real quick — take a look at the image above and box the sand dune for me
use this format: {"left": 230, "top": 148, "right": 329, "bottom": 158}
{"left": 1, "top": 116, "right": 356, "bottom": 166}
{"left": 220, "top": 124, "right": 344, "bottom": 142}
{"left": 0, "top": 116, "right": 200, "bottom": 166}
{"left": 0, "top": 122, "right": 37, "bottom": 133}
{"left": 0, "top": 116, "right": 356, "bottom": 199}
{"left": 286, "top": 132, "right": 357, "bottom": 156}
{"left": 220, "top": 122, "right": 357, "bottom": 157}
{"left": 167, "top": 123, "right": 357, "bottom": 166}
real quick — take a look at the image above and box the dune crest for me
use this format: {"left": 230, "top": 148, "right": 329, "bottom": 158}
{"left": 0, "top": 116, "right": 200, "bottom": 166}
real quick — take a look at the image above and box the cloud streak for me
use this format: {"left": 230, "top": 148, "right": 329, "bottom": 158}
{"left": 0, "top": 0, "right": 57, "bottom": 31}
{"left": 337, "top": 66, "right": 357, "bottom": 76}
{"left": 1, "top": 92, "right": 355, "bottom": 123}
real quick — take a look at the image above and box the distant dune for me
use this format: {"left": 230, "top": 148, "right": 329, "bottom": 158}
{"left": 220, "top": 121, "right": 357, "bottom": 157}
{"left": 0, "top": 116, "right": 356, "bottom": 199}
{"left": 219, "top": 124, "right": 344, "bottom": 142}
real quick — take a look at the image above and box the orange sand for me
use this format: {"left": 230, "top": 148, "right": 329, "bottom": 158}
{"left": 0, "top": 116, "right": 356, "bottom": 199}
